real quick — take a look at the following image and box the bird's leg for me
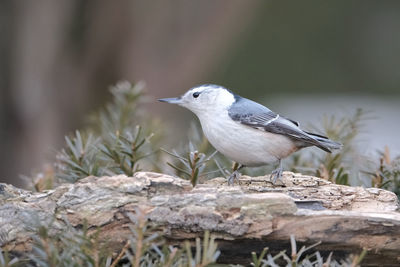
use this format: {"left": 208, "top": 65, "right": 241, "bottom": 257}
{"left": 227, "top": 163, "right": 244, "bottom": 185}
{"left": 270, "top": 159, "right": 283, "bottom": 184}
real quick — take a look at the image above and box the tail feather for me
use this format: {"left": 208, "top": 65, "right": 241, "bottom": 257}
{"left": 305, "top": 131, "right": 342, "bottom": 153}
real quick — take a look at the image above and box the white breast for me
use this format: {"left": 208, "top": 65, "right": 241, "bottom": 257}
{"left": 197, "top": 110, "right": 297, "bottom": 167}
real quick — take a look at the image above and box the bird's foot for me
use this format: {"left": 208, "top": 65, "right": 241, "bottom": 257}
{"left": 270, "top": 166, "right": 283, "bottom": 184}
{"left": 227, "top": 170, "right": 241, "bottom": 186}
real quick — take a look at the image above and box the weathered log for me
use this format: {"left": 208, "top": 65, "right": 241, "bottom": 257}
{"left": 1, "top": 172, "right": 399, "bottom": 265}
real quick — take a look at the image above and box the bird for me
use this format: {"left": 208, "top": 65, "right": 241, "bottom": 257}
{"left": 159, "top": 84, "right": 342, "bottom": 185}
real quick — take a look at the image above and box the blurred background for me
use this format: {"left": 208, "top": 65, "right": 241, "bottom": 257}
{"left": 1, "top": 1, "right": 400, "bottom": 186}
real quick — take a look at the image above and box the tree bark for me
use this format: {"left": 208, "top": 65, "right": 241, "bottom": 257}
{"left": 1, "top": 172, "right": 399, "bottom": 265}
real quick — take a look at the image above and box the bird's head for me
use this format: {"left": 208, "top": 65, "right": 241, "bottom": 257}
{"left": 158, "top": 84, "right": 235, "bottom": 115}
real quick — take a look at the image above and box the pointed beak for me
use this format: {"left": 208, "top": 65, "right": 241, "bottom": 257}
{"left": 158, "top": 97, "right": 183, "bottom": 105}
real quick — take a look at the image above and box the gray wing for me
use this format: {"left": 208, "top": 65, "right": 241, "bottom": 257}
{"left": 228, "top": 96, "right": 331, "bottom": 152}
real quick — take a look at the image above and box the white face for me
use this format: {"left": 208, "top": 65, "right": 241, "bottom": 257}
{"left": 163, "top": 85, "right": 236, "bottom": 115}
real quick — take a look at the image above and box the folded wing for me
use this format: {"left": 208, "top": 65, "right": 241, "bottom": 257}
{"left": 228, "top": 96, "right": 340, "bottom": 152}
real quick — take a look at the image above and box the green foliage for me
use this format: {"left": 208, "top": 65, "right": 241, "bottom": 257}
{"left": 122, "top": 210, "right": 220, "bottom": 266}
{"left": 0, "top": 248, "right": 20, "bottom": 267}
{"left": 5, "top": 209, "right": 220, "bottom": 267}
{"left": 124, "top": 210, "right": 163, "bottom": 266}
{"left": 52, "top": 81, "right": 156, "bottom": 184}
{"left": 250, "top": 235, "right": 366, "bottom": 267}
{"left": 183, "top": 231, "right": 220, "bottom": 267}
{"left": 2, "top": 220, "right": 368, "bottom": 267}
{"left": 286, "top": 109, "right": 369, "bottom": 185}
{"left": 99, "top": 126, "right": 154, "bottom": 176}
{"left": 162, "top": 144, "right": 218, "bottom": 186}
{"left": 8, "top": 211, "right": 366, "bottom": 266}
{"left": 313, "top": 108, "right": 366, "bottom": 184}
{"left": 364, "top": 147, "right": 400, "bottom": 198}
{"left": 29, "top": 222, "right": 110, "bottom": 267}
{"left": 280, "top": 108, "right": 400, "bottom": 198}
{"left": 56, "top": 131, "right": 101, "bottom": 182}
{"left": 161, "top": 122, "right": 230, "bottom": 186}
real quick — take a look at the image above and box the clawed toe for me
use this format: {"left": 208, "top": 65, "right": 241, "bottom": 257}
{"left": 227, "top": 163, "right": 244, "bottom": 186}
{"left": 270, "top": 159, "right": 283, "bottom": 184}
{"left": 227, "top": 171, "right": 240, "bottom": 186}
{"left": 271, "top": 168, "right": 283, "bottom": 184}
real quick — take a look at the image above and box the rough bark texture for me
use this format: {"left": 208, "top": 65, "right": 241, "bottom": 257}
{"left": 1, "top": 172, "right": 400, "bottom": 265}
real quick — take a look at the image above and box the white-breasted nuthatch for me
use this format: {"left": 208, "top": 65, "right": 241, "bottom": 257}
{"left": 159, "top": 84, "right": 341, "bottom": 185}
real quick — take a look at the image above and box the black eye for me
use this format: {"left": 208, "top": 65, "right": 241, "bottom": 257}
{"left": 192, "top": 92, "right": 200, "bottom": 98}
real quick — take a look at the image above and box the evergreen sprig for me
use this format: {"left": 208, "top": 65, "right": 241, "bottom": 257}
{"left": 162, "top": 143, "right": 218, "bottom": 186}
{"left": 0, "top": 248, "right": 20, "bottom": 267}
{"left": 54, "top": 81, "right": 155, "bottom": 184}
{"left": 28, "top": 220, "right": 111, "bottom": 267}
{"left": 285, "top": 109, "right": 369, "bottom": 185}
{"left": 250, "top": 235, "right": 366, "bottom": 267}
{"left": 99, "top": 126, "right": 154, "bottom": 176}
{"left": 364, "top": 147, "right": 400, "bottom": 198}
{"left": 184, "top": 230, "right": 220, "bottom": 267}
{"left": 10, "top": 217, "right": 366, "bottom": 267}
{"left": 56, "top": 131, "right": 101, "bottom": 182}
{"left": 20, "top": 209, "right": 220, "bottom": 267}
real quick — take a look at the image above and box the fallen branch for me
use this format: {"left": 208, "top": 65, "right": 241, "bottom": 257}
{"left": 0, "top": 172, "right": 399, "bottom": 265}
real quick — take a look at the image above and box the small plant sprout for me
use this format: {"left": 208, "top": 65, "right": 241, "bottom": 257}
{"left": 0, "top": 248, "right": 20, "bottom": 267}
{"left": 249, "top": 235, "right": 365, "bottom": 267}
{"left": 27, "top": 218, "right": 111, "bottom": 267}
{"left": 251, "top": 247, "right": 269, "bottom": 267}
{"left": 313, "top": 109, "right": 369, "bottom": 184}
{"left": 162, "top": 142, "right": 218, "bottom": 186}
{"left": 286, "top": 109, "right": 369, "bottom": 185}
{"left": 364, "top": 146, "right": 400, "bottom": 198}
{"left": 99, "top": 126, "right": 154, "bottom": 176}
{"left": 56, "top": 130, "right": 100, "bottom": 182}
{"left": 184, "top": 231, "right": 220, "bottom": 267}
{"left": 125, "top": 209, "right": 162, "bottom": 267}
{"left": 53, "top": 82, "right": 156, "bottom": 183}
